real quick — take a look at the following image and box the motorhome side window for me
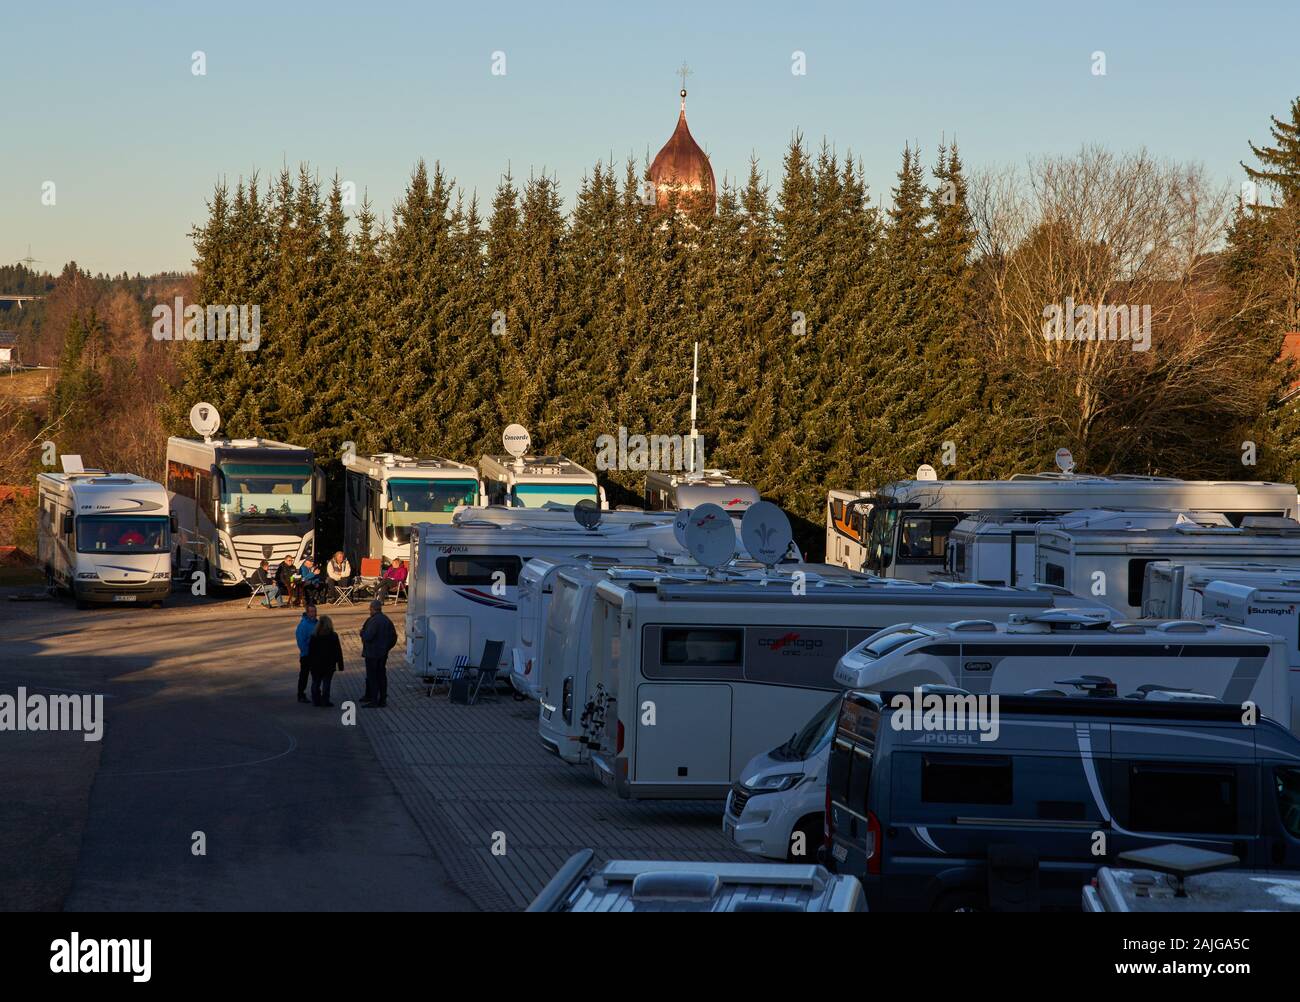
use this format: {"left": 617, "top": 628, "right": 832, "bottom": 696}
{"left": 1043, "top": 562, "right": 1065, "bottom": 588}
{"left": 897, "top": 515, "right": 959, "bottom": 563}
{"left": 921, "top": 754, "right": 1013, "bottom": 805}
{"left": 661, "top": 628, "right": 743, "bottom": 667}
{"left": 1276, "top": 768, "right": 1300, "bottom": 838}
{"left": 167, "top": 460, "right": 195, "bottom": 499}
{"left": 437, "top": 555, "right": 523, "bottom": 587}
{"left": 1127, "top": 762, "right": 1237, "bottom": 835}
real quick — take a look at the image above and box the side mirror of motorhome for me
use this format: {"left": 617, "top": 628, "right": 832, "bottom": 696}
{"left": 62, "top": 513, "right": 74, "bottom": 535}
{"left": 314, "top": 468, "right": 327, "bottom": 504}
{"left": 170, "top": 513, "right": 179, "bottom": 534}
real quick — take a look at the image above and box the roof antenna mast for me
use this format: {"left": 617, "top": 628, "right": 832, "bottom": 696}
{"left": 687, "top": 340, "right": 703, "bottom": 477}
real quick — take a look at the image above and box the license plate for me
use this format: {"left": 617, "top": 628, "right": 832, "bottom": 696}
{"left": 113, "top": 595, "right": 137, "bottom": 602}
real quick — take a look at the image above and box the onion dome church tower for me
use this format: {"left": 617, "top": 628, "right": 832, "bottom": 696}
{"left": 649, "top": 66, "right": 716, "bottom": 216}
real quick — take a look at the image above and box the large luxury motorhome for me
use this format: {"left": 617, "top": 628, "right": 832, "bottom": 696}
{"left": 832, "top": 472, "right": 1297, "bottom": 580}
{"left": 479, "top": 453, "right": 607, "bottom": 510}
{"left": 37, "top": 467, "right": 174, "bottom": 607}
{"left": 166, "top": 435, "right": 322, "bottom": 586}
{"left": 833, "top": 609, "right": 1294, "bottom": 732}
{"left": 579, "top": 575, "right": 1105, "bottom": 800}
{"left": 342, "top": 453, "right": 482, "bottom": 567}
{"left": 1035, "top": 509, "right": 1300, "bottom": 617}
{"left": 644, "top": 468, "right": 760, "bottom": 519}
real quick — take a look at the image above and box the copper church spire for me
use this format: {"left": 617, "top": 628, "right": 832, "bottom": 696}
{"left": 649, "top": 64, "right": 716, "bottom": 215}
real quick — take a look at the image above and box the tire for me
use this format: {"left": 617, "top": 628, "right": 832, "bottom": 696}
{"left": 932, "top": 889, "right": 986, "bottom": 912}
{"left": 786, "top": 815, "right": 825, "bottom": 863}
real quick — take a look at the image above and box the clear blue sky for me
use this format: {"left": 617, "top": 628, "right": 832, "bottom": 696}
{"left": 3, "top": 0, "right": 1297, "bottom": 275}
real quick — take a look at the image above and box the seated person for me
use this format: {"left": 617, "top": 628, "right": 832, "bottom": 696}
{"left": 325, "top": 551, "right": 353, "bottom": 599}
{"left": 378, "top": 558, "right": 408, "bottom": 600}
{"left": 275, "top": 554, "right": 299, "bottom": 606}
{"left": 298, "top": 559, "right": 323, "bottom": 602}
{"left": 250, "top": 558, "right": 283, "bottom": 608}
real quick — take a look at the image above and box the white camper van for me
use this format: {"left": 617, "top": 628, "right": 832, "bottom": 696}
{"left": 342, "top": 453, "right": 482, "bottom": 567}
{"left": 479, "top": 453, "right": 606, "bottom": 510}
{"left": 405, "top": 515, "right": 692, "bottom": 679}
{"left": 644, "top": 469, "right": 760, "bottom": 519}
{"left": 841, "top": 472, "right": 1297, "bottom": 580}
{"left": 833, "top": 610, "right": 1294, "bottom": 731}
{"left": 944, "top": 511, "right": 1057, "bottom": 588}
{"left": 37, "top": 467, "right": 174, "bottom": 607}
{"left": 166, "top": 435, "right": 322, "bottom": 586}
{"left": 1141, "top": 561, "right": 1300, "bottom": 619}
{"left": 579, "top": 575, "right": 1106, "bottom": 800}
{"left": 825, "top": 488, "right": 874, "bottom": 571}
{"left": 1035, "top": 510, "right": 1300, "bottom": 618}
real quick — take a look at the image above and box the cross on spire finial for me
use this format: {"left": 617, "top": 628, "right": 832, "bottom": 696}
{"left": 678, "top": 61, "right": 690, "bottom": 109}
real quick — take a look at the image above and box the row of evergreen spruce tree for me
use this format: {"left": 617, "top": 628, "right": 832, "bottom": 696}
{"left": 176, "top": 139, "right": 1024, "bottom": 548}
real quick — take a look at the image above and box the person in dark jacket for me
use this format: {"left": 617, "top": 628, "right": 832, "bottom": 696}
{"left": 306, "top": 614, "right": 345, "bottom": 706}
{"left": 359, "top": 600, "right": 398, "bottom": 708}
{"left": 251, "top": 558, "right": 283, "bottom": 608}
{"left": 275, "top": 555, "right": 298, "bottom": 607}
{"left": 294, "top": 604, "right": 318, "bottom": 703}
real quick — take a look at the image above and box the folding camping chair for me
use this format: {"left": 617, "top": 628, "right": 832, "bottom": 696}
{"left": 466, "top": 639, "right": 505, "bottom": 705}
{"left": 329, "top": 575, "right": 356, "bottom": 606}
{"left": 353, "top": 558, "right": 383, "bottom": 602}
{"left": 245, "top": 571, "right": 270, "bottom": 608}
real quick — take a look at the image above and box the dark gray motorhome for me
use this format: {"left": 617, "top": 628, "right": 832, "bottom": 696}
{"left": 824, "top": 687, "right": 1300, "bottom": 911}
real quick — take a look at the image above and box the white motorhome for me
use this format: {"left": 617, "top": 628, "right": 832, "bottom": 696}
{"left": 342, "top": 453, "right": 482, "bottom": 567}
{"left": 644, "top": 469, "right": 760, "bottom": 519}
{"left": 1199, "top": 579, "right": 1300, "bottom": 723}
{"left": 833, "top": 610, "right": 1294, "bottom": 732}
{"left": 405, "top": 516, "right": 694, "bottom": 679}
{"left": 166, "top": 435, "right": 322, "bottom": 586}
{"left": 825, "top": 488, "right": 873, "bottom": 570}
{"left": 943, "top": 511, "right": 1057, "bottom": 588}
{"left": 37, "top": 468, "right": 174, "bottom": 607}
{"left": 1035, "top": 509, "right": 1300, "bottom": 618}
{"left": 839, "top": 472, "right": 1297, "bottom": 580}
{"left": 479, "top": 453, "right": 607, "bottom": 510}
{"left": 1142, "top": 561, "right": 1300, "bottom": 619}
{"left": 579, "top": 575, "right": 1105, "bottom": 799}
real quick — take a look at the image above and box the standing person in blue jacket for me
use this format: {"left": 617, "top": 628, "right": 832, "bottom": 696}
{"left": 295, "top": 604, "right": 318, "bottom": 703}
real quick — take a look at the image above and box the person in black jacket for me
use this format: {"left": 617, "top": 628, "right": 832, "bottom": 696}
{"left": 275, "top": 554, "right": 298, "bottom": 607}
{"left": 359, "top": 600, "right": 398, "bottom": 708}
{"left": 250, "top": 558, "right": 283, "bottom": 608}
{"left": 306, "top": 614, "right": 345, "bottom": 707}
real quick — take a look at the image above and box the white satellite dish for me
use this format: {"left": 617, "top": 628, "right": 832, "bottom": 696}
{"left": 916, "top": 464, "right": 938, "bottom": 482}
{"left": 672, "top": 509, "right": 692, "bottom": 549}
{"left": 503, "top": 424, "right": 531, "bottom": 459}
{"left": 683, "top": 503, "right": 735, "bottom": 570}
{"left": 1055, "top": 447, "right": 1075, "bottom": 474}
{"left": 190, "top": 402, "right": 221, "bottom": 440}
{"left": 574, "top": 499, "right": 602, "bottom": 530}
{"left": 741, "top": 501, "right": 793, "bottom": 569}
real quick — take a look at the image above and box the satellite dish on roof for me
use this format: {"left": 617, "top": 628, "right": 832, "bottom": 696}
{"left": 503, "top": 424, "right": 531, "bottom": 459}
{"left": 190, "top": 402, "right": 221, "bottom": 440}
{"left": 916, "top": 464, "right": 937, "bottom": 482}
{"left": 683, "top": 502, "right": 735, "bottom": 570}
{"left": 741, "top": 501, "right": 793, "bottom": 570}
{"left": 672, "top": 508, "right": 692, "bottom": 549}
{"left": 1055, "top": 447, "right": 1075, "bottom": 474}
{"left": 574, "top": 499, "right": 602, "bottom": 531}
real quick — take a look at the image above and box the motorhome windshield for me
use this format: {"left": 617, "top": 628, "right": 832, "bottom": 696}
{"left": 76, "top": 514, "right": 170, "bottom": 554}
{"left": 219, "top": 463, "right": 313, "bottom": 524}
{"left": 513, "top": 483, "right": 598, "bottom": 508}
{"left": 866, "top": 507, "right": 897, "bottom": 571}
{"left": 786, "top": 694, "right": 841, "bottom": 760}
{"left": 386, "top": 478, "right": 479, "bottom": 539}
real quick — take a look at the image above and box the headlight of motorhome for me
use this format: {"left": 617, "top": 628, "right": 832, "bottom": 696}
{"left": 76, "top": 571, "right": 99, "bottom": 580}
{"left": 745, "top": 772, "right": 803, "bottom": 793}
{"left": 217, "top": 539, "right": 232, "bottom": 558}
